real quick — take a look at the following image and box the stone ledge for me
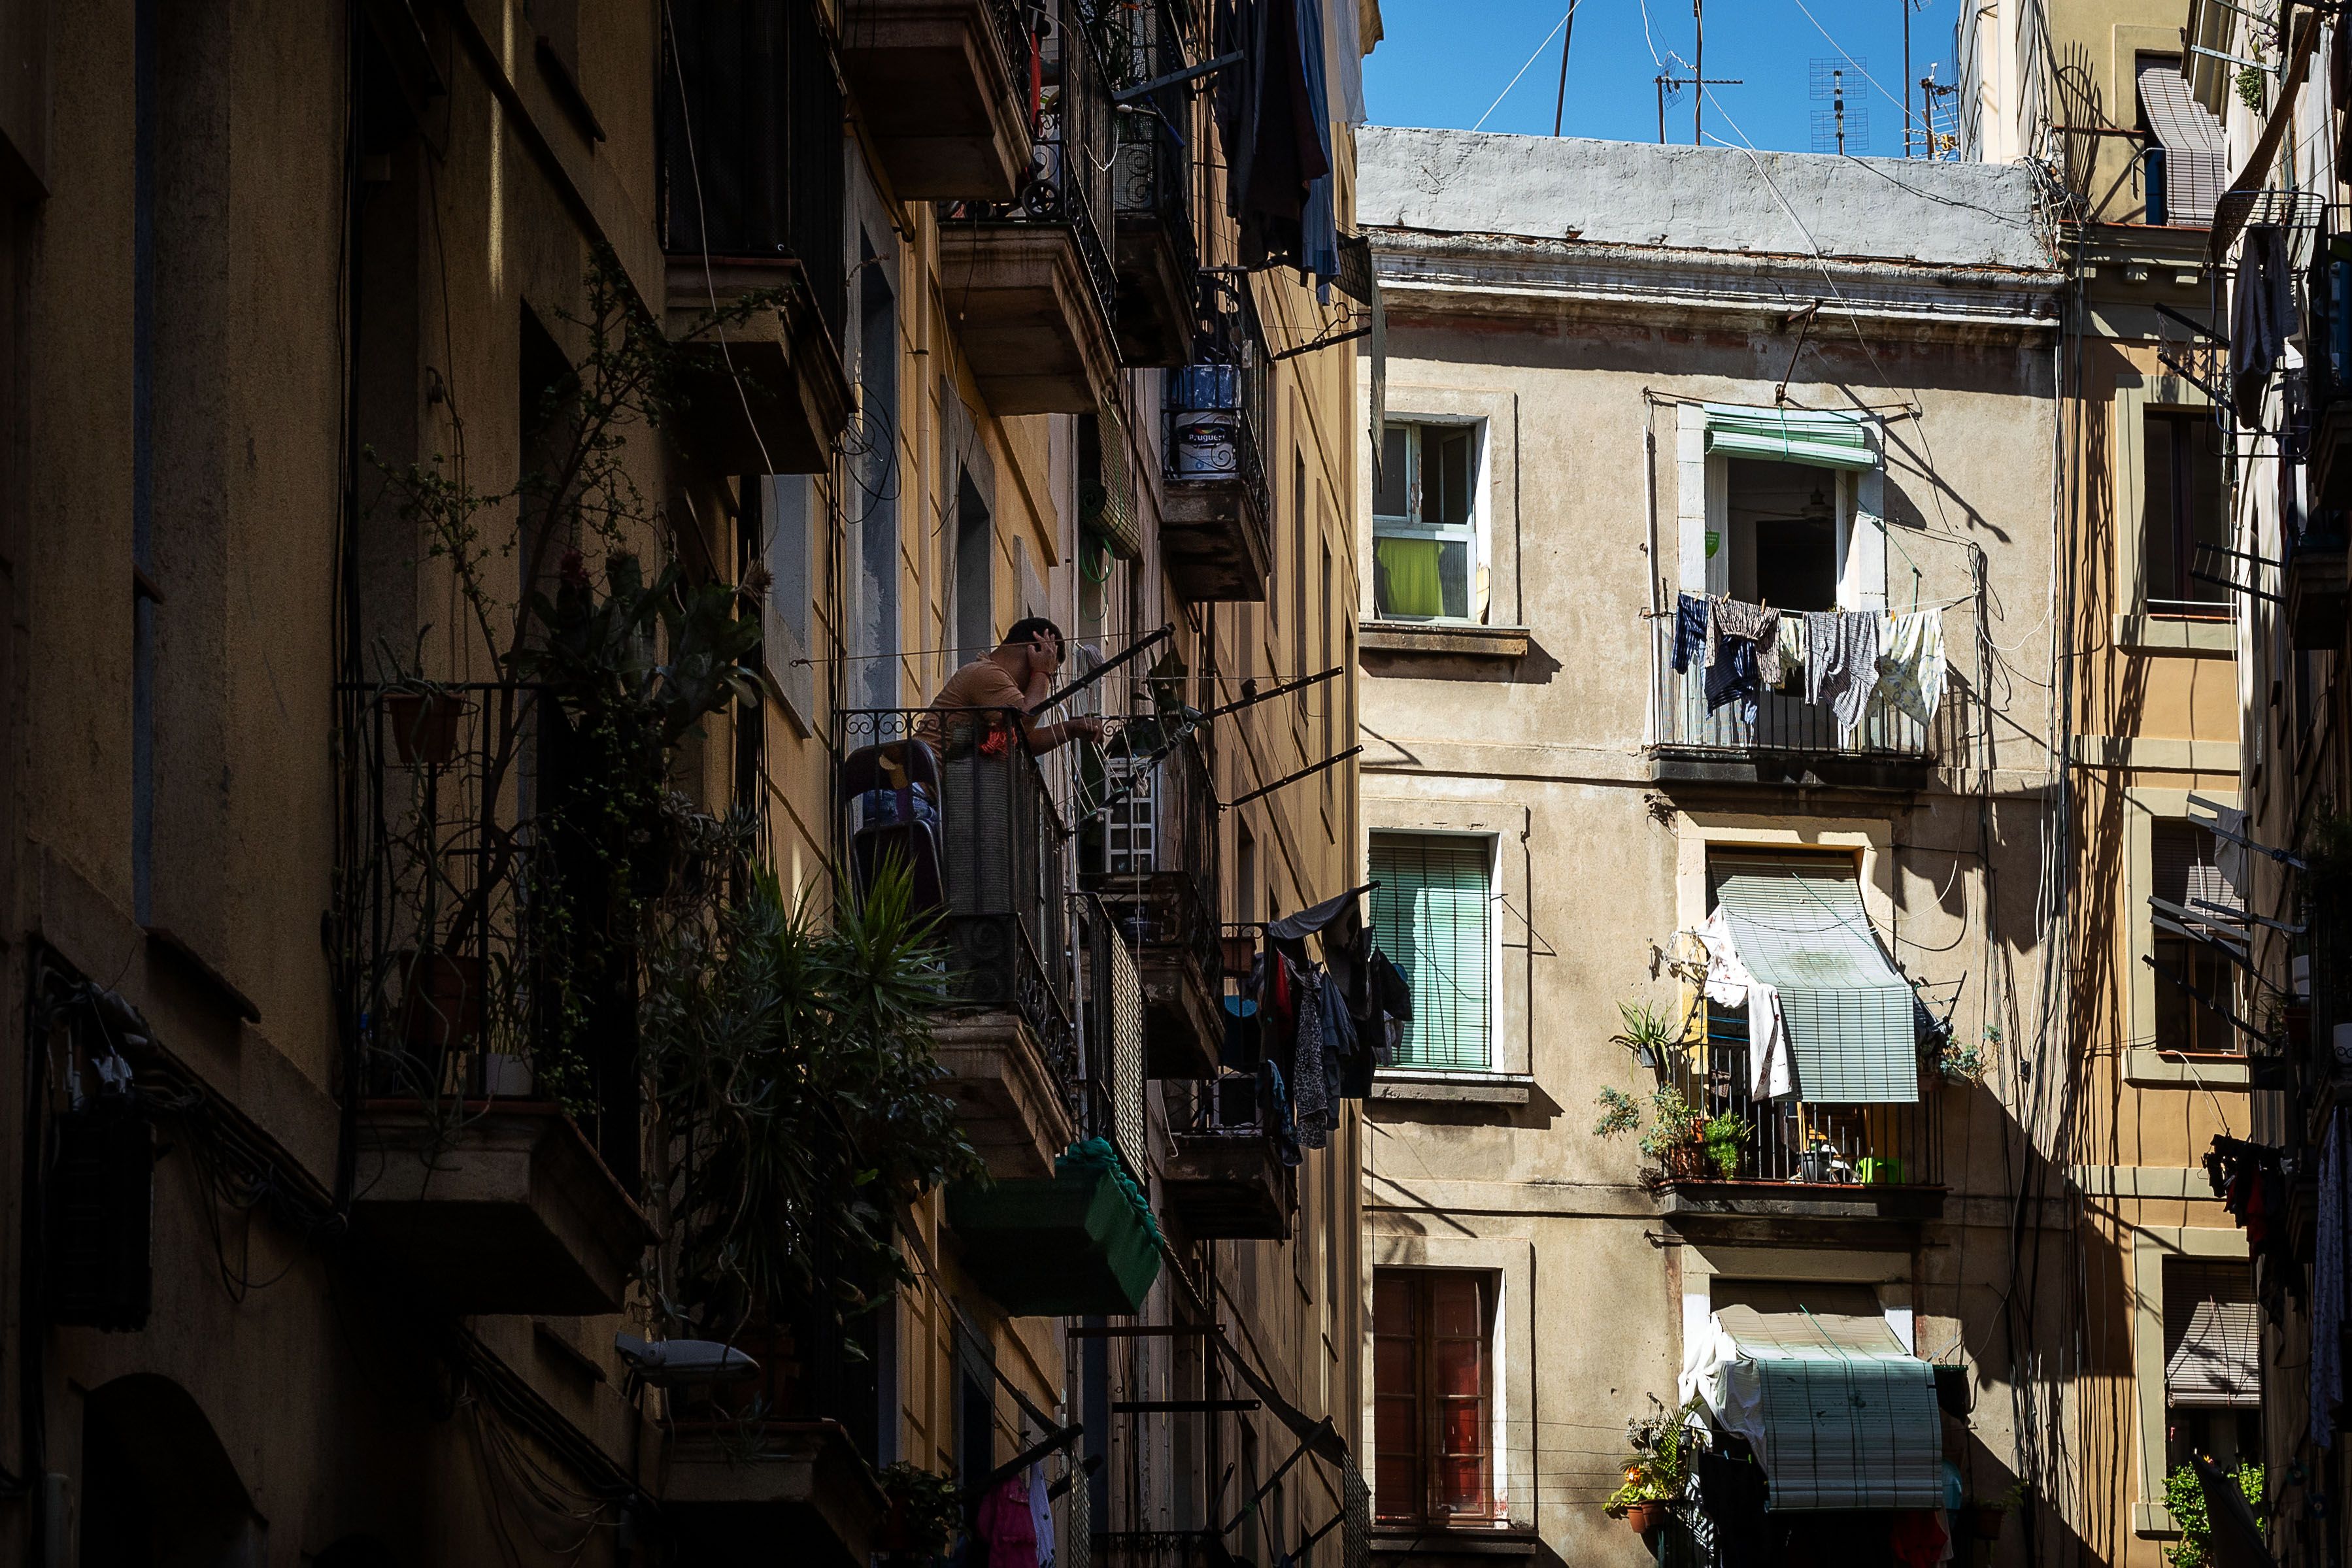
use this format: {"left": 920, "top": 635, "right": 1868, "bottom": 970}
{"left": 2113, "top": 613, "right": 2234, "bottom": 656}
{"left": 1358, "top": 621, "right": 1531, "bottom": 659}
{"left": 1372, "top": 1071, "right": 1534, "bottom": 1105}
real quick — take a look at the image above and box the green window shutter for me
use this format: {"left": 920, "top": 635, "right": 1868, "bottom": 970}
{"left": 1702, "top": 403, "right": 1876, "bottom": 471}
{"left": 1370, "top": 834, "right": 1492, "bottom": 1070}
{"left": 1711, "top": 852, "right": 1920, "bottom": 1104}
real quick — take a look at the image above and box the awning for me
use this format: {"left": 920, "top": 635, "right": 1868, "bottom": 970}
{"left": 1680, "top": 1282, "right": 1943, "bottom": 1513}
{"left": 2138, "top": 63, "right": 2227, "bottom": 227}
{"left": 1712, "top": 857, "right": 1921, "bottom": 1103}
{"left": 1702, "top": 404, "right": 1875, "bottom": 471}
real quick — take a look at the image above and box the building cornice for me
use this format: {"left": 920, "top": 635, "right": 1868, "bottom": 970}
{"left": 1370, "top": 225, "right": 2062, "bottom": 339}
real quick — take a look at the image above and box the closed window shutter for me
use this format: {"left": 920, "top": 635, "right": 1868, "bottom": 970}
{"left": 2152, "top": 820, "right": 2243, "bottom": 926}
{"left": 1370, "top": 834, "right": 1492, "bottom": 1070}
{"left": 2164, "top": 1259, "right": 2260, "bottom": 1408}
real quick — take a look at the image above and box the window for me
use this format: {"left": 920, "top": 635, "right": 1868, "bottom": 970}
{"left": 760, "top": 475, "right": 816, "bottom": 729}
{"left": 1369, "top": 833, "right": 1492, "bottom": 1070}
{"left": 1373, "top": 1269, "right": 1498, "bottom": 1526}
{"left": 1373, "top": 421, "right": 1479, "bottom": 620}
{"left": 2162, "top": 1258, "right": 2259, "bottom": 1473}
{"left": 1726, "top": 459, "right": 1840, "bottom": 611}
{"left": 853, "top": 237, "right": 900, "bottom": 710}
{"left": 2142, "top": 410, "right": 2228, "bottom": 610}
{"left": 2151, "top": 820, "right": 2245, "bottom": 1054}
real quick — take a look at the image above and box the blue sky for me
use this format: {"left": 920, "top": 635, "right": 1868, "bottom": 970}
{"left": 1362, "top": 0, "right": 1962, "bottom": 159}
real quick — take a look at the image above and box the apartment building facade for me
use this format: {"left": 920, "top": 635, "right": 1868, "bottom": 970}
{"left": 1960, "top": 3, "right": 2278, "bottom": 1560}
{"left": 0, "top": 1, "right": 1376, "bottom": 1563}
{"left": 1351, "top": 127, "right": 2073, "bottom": 1564}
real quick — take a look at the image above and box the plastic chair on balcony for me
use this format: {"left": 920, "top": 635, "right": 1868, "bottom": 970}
{"left": 840, "top": 739, "right": 948, "bottom": 915}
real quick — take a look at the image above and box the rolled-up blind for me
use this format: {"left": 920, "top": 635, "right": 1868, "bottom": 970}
{"left": 2153, "top": 820, "right": 2243, "bottom": 927}
{"left": 2164, "top": 1258, "right": 2260, "bottom": 1407}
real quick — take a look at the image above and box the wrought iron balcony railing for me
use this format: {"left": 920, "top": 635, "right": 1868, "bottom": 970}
{"left": 837, "top": 707, "right": 1075, "bottom": 1062}
{"left": 1647, "top": 616, "right": 1947, "bottom": 762}
{"left": 1658, "top": 1007, "right": 1941, "bottom": 1190}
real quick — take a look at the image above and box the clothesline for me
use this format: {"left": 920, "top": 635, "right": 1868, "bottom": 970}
{"left": 1636, "top": 590, "right": 1974, "bottom": 620}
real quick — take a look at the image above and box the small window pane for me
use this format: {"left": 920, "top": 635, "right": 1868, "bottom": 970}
{"left": 1428, "top": 426, "right": 1474, "bottom": 526}
{"left": 1376, "top": 425, "right": 1410, "bottom": 518}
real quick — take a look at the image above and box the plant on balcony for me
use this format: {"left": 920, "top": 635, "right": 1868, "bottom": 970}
{"left": 877, "top": 1462, "right": 964, "bottom": 1559}
{"left": 2161, "top": 1460, "right": 2263, "bottom": 1568}
{"left": 641, "top": 854, "right": 979, "bottom": 1348}
{"left": 1602, "top": 1394, "right": 1702, "bottom": 1529}
{"left": 1602, "top": 1086, "right": 1746, "bottom": 1181}
{"left": 1610, "top": 999, "right": 1685, "bottom": 1070}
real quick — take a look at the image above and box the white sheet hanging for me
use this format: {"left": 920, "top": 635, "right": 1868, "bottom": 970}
{"left": 1692, "top": 910, "right": 1794, "bottom": 1100}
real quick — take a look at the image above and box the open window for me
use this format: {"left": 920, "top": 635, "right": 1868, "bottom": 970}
{"left": 1724, "top": 458, "right": 1841, "bottom": 610}
{"left": 1373, "top": 1269, "right": 1500, "bottom": 1527}
{"left": 2149, "top": 818, "right": 2245, "bottom": 1055}
{"left": 2161, "top": 1258, "right": 2259, "bottom": 1472}
{"left": 1679, "top": 403, "right": 1883, "bottom": 612}
{"left": 2142, "top": 409, "right": 2229, "bottom": 612}
{"left": 1373, "top": 420, "right": 1483, "bottom": 621}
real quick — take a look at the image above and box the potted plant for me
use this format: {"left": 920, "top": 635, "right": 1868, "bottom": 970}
{"left": 1610, "top": 999, "right": 1683, "bottom": 1070}
{"left": 380, "top": 684, "right": 475, "bottom": 769}
{"left": 1603, "top": 1395, "right": 1701, "bottom": 1536}
{"left": 1637, "top": 1088, "right": 1709, "bottom": 1180}
{"left": 877, "top": 1462, "right": 963, "bottom": 1561}
{"left": 2162, "top": 1460, "right": 2263, "bottom": 1568}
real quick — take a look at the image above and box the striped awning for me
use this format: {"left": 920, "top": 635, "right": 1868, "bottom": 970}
{"left": 1702, "top": 404, "right": 1875, "bottom": 471}
{"left": 2138, "top": 63, "right": 2227, "bottom": 227}
{"left": 1708, "top": 1283, "right": 1944, "bottom": 1512}
{"left": 2165, "top": 1261, "right": 2260, "bottom": 1408}
{"left": 1713, "top": 857, "right": 1921, "bottom": 1103}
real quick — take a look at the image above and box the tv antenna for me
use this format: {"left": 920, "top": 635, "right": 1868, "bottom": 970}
{"left": 1809, "top": 59, "right": 1868, "bottom": 154}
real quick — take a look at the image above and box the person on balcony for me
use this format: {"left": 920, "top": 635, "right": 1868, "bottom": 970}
{"left": 915, "top": 616, "right": 1105, "bottom": 756}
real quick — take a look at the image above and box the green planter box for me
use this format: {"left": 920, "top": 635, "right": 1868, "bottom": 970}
{"left": 1858, "top": 1156, "right": 1906, "bottom": 1186}
{"left": 946, "top": 1166, "right": 1163, "bottom": 1316}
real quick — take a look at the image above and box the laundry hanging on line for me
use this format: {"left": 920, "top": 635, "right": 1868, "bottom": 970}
{"left": 1672, "top": 592, "right": 1945, "bottom": 735}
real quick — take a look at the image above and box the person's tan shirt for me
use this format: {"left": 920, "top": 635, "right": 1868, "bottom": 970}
{"left": 915, "top": 658, "right": 1031, "bottom": 746}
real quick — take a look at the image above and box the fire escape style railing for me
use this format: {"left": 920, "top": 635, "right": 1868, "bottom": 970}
{"left": 943, "top": 0, "right": 1120, "bottom": 337}
{"left": 1100, "top": 0, "right": 1199, "bottom": 277}
{"left": 837, "top": 708, "right": 1076, "bottom": 1069}
{"left": 1078, "top": 894, "right": 1150, "bottom": 1176}
{"left": 1647, "top": 618, "right": 1948, "bottom": 760}
{"left": 1165, "top": 271, "right": 1269, "bottom": 493}
{"left": 1079, "top": 714, "right": 1224, "bottom": 998}
{"left": 343, "top": 683, "right": 641, "bottom": 1178}
{"left": 1660, "top": 1006, "right": 1941, "bottom": 1188}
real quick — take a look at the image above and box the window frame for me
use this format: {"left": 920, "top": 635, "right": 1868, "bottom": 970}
{"left": 2115, "top": 373, "right": 2229, "bottom": 623}
{"left": 1673, "top": 402, "right": 1887, "bottom": 612}
{"left": 2130, "top": 1227, "right": 2255, "bottom": 1537}
{"left": 1368, "top": 829, "right": 1499, "bottom": 1073}
{"left": 2124, "top": 787, "right": 2253, "bottom": 1088}
{"left": 1371, "top": 417, "right": 1487, "bottom": 624}
{"left": 1372, "top": 1267, "right": 1503, "bottom": 1529}
{"left": 2141, "top": 407, "right": 2230, "bottom": 614}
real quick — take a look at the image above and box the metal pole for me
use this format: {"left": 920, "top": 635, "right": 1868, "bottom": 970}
{"left": 1692, "top": 0, "right": 1704, "bottom": 144}
{"left": 1656, "top": 74, "right": 1666, "bottom": 144}
{"left": 1553, "top": 3, "right": 1576, "bottom": 135}
{"left": 1902, "top": 0, "right": 1913, "bottom": 156}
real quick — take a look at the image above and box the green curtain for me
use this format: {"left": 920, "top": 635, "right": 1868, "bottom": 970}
{"left": 1375, "top": 535, "right": 1445, "bottom": 619}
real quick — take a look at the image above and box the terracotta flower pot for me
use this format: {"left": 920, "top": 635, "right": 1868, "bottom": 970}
{"left": 1624, "top": 1501, "right": 1670, "bottom": 1537}
{"left": 1972, "top": 1505, "right": 2006, "bottom": 1540}
{"left": 401, "top": 952, "right": 484, "bottom": 1058}
{"left": 382, "top": 690, "right": 474, "bottom": 769}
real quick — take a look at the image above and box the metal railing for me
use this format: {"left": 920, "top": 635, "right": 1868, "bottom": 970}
{"left": 1164, "top": 271, "right": 1269, "bottom": 492}
{"left": 837, "top": 707, "right": 1075, "bottom": 1060}
{"left": 1659, "top": 1006, "right": 1942, "bottom": 1188}
{"left": 942, "top": 0, "right": 1120, "bottom": 339}
{"left": 1078, "top": 895, "right": 1149, "bottom": 1176}
{"left": 1647, "top": 616, "right": 1943, "bottom": 759}
{"left": 1079, "top": 715, "right": 1223, "bottom": 995}
{"left": 1100, "top": 0, "right": 1200, "bottom": 284}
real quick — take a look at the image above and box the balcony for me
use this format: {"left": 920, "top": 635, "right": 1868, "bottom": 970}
{"left": 659, "top": 1, "right": 851, "bottom": 472}
{"left": 1161, "top": 1075, "right": 1294, "bottom": 1239}
{"left": 1101, "top": 1, "right": 1198, "bottom": 365}
{"left": 342, "top": 684, "right": 654, "bottom": 1314}
{"left": 660, "top": 1420, "right": 888, "bottom": 1568}
{"left": 1080, "top": 720, "right": 1224, "bottom": 1078}
{"left": 1160, "top": 274, "right": 1272, "bottom": 600}
{"left": 1647, "top": 618, "right": 1945, "bottom": 792}
{"left": 1651, "top": 1007, "right": 1945, "bottom": 1239}
{"left": 838, "top": 707, "right": 1078, "bottom": 1178}
{"left": 838, "top": 0, "right": 1034, "bottom": 201}
{"left": 662, "top": 259, "right": 851, "bottom": 477}
{"left": 934, "top": 1, "right": 1121, "bottom": 413}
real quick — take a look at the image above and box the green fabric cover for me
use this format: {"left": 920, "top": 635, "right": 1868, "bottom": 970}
{"left": 945, "top": 1163, "right": 1164, "bottom": 1317}
{"left": 1703, "top": 403, "right": 1875, "bottom": 471}
{"left": 1714, "top": 859, "right": 1920, "bottom": 1104}
{"left": 1717, "top": 1287, "right": 1943, "bottom": 1512}
{"left": 1374, "top": 536, "right": 1445, "bottom": 618}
